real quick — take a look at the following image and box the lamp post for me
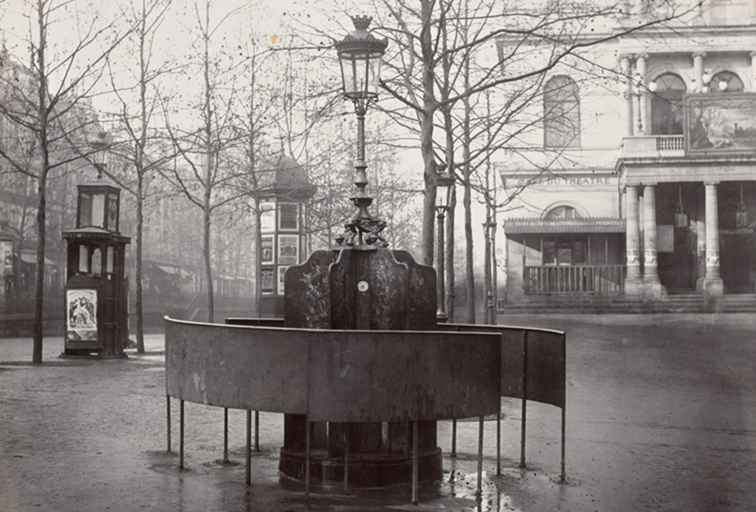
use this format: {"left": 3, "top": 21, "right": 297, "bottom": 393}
{"left": 334, "top": 15, "right": 388, "bottom": 248}
{"left": 632, "top": 72, "right": 645, "bottom": 134}
{"left": 435, "top": 167, "right": 453, "bottom": 321}
{"left": 92, "top": 131, "right": 108, "bottom": 179}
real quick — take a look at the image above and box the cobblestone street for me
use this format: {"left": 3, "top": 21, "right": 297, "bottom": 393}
{"left": 2, "top": 313, "right": 756, "bottom": 511}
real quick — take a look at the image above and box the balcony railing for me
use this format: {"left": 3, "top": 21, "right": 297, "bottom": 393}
{"left": 524, "top": 264, "right": 626, "bottom": 295}
{"left": 621, "top": 135, "right": 685, "bottom": 158}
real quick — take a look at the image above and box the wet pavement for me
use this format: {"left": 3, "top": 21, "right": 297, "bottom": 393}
{"left": 1, "top": 313, "right": 755, "bottom": 511}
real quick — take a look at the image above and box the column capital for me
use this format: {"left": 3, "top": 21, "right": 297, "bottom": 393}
{"left": 692, "top": 51, "right": 707, "bottom": 59}
{"left": 750, "top": 50, "right": 756, "bottom": 58}
{"left": 704, "top": 180, "right": 720, "bottom": 186}
{"left": 635, "top": 52, "right": 649, "bottom": 61}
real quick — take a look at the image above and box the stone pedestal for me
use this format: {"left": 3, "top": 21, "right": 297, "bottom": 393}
{"left": 280, "top": 248, "right": 442, "bottom": 487}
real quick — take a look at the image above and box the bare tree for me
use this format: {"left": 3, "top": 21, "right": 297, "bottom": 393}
{"left": 162, "top": 0, "right": 246, "bottom": 322}
{"left": 0, "top": 0, "right": 130, "bottom": 363}
{"left": 374, "top": 0, "right": 695, "bottom": 321}
{"left": 106, "top": 0, "right": 175, "bottom": 353}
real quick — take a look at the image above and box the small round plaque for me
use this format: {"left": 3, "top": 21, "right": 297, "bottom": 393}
{"left": 357, "top": 280, "right": 369, "bottom": 293}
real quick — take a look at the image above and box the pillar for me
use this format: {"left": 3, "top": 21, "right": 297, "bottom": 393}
{"left": 642, "top": 184, "right": 664, "bottom": 297}
{"left": 635, "top": 54, "right": 648, "bottom": 135}
{"left": 693, "top": 52, "right": 705, "bottom": 92}
{"left": 624, "top": 185, "right": 643, "bottom": 295}
{"left": 703, "top": 182, "right": 724, "bottom": 297}
{"left": 620, "top": 55, "right": 634, "bottom": 136}
{"left": 751, "top": 52, "right": 756, "bottom": 92}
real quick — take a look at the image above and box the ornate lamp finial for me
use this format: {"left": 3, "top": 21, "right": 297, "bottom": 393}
{"left": 351, "top": 15, "right": 373, "bottom": 32}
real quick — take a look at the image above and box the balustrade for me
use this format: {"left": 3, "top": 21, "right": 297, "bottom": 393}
{"left": 524, "top": 264, "right": 626, "bottom": 295}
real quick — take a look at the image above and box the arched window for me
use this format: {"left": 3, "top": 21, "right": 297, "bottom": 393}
{"left": 651, "top": 73, "right": 686, "bottom": 135}
{"left": 544, "top": 205, "right": 580, "bottom": 220}
{"left": 543, "top": 76, "right": 580, "bottom": 148}
{"left": 710, "top": 71, "right": 744, "bottom": 93}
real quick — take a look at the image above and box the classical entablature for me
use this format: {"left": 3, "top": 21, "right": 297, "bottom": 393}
{"left": 617, "top": 153, "right": 756, "bottom": 186}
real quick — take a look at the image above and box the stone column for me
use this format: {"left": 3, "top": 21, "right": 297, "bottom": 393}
{"left": 693, "top": 52, "right": 705, "bottom": 92}
{"left": 703, "top": 182, "right": 724, "bottom": 296}
{"left": 635, "top": 54, "right": 648, "bottom": 135}
{"left": 642, "top": 184, "right": 664, "bottom": 297}
{"left": 751, "top": 52, "right": 756, "bottom": 92}
{"left": 624, "top": 185, "right": 643, "bottom": 295}
{"left": 620, "top": 55, "right": 634, "bottom": 136}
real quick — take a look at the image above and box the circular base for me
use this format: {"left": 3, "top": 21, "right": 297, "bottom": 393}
{"left": 279, "top": 447, "right": 442, "bottom": 489}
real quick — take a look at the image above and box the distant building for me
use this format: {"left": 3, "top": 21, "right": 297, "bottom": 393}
{"left": 496, "top": 0, "right": 756, "bottom": 304}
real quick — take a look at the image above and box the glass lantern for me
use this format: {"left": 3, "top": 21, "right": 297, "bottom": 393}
{"left": 335, "top": 16, "right": 388, "bottom": 101}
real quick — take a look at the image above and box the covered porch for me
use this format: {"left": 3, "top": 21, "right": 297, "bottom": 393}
{"left": 503, "top": 217, "right": 626, "bottom": 299}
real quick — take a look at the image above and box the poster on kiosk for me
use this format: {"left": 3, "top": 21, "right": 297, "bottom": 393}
{"left": 66, "top": 289, "right": 98, "bottom": 342}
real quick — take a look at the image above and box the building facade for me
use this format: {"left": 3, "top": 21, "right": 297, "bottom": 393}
{"left": 497, "top": 1, "right": 756, "bottom": 303}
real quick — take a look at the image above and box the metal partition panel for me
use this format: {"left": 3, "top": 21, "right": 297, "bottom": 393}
{"left": 525, "top": 329, "right": 566, "bottom": 408}
{"left": 443, "top": 323, "right": 525, "bottom": 399}
{"left": 166, "top": 318, "right": 501, "bottom": 422}
{"left": 307, "top": 330, "right": 501, "bottom": 422}
{"left": 165, "top": 319, "right": 309, "bottom": 413}
{"left": 442, "top": 323, "right": 565, "bottom": 408}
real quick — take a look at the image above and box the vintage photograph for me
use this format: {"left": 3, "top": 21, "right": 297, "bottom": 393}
{"left": 1, "top": 0, "right": 755, "bottom": 511}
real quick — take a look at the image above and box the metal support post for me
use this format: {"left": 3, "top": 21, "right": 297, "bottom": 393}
{"left": 344, "top": 427, "right": 350, "bottom": 493}
{"left": 476, "top": 416, "right": 484, "bottom": 498}
{"left": 520, "top": 331, "right": 528, "bottom": 469}
{"left": 246, "top": 410, "right": 252, "bottom": 486}
{"left": 496, "top": 410, "right": 501, "bottom": 476}
{"left": 412, "top": 420, "right": 419, "bottom": 505}
{"left": 305, "top": 419, "right": 311, "bottom": 500}
{"left": 451, "top": 418, "right": 457, "bottom": 457}
{"left": 166, "top": 395, "right": 171, "bottom": 453}
{"left": 223, "top": 408, "right": 229, "bottom": 463}
{"left": 179, "top": 400, "right": 185, "bottom": 470}
{"left": 254, "top": 410, "right": 260, "bottom": 452}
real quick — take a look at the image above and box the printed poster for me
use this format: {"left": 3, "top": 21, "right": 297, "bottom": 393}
{"left": 66, "top": 289, "right": 97, "bottom": 341}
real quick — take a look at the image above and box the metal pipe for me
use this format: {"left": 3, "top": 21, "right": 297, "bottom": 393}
{"left": 561, "top": 333, "right": 567, "bottom": 483}
{"left": 476, "top": 416, "right": 484, "bottom": 498}
{"left": 166, "top": 395, "right": 171, "bottom": 453}
{"left": 344, "top": 427, "right": 350, "bottom": 493}
{"left": 496, "top": 410, "right": 501, "bottom": 476}
{"left": 520, "top": 330, "right": 528, "bottom": 469}
{"left": 254, "top": 410, "right": 260, "bottom": 452}
{"left": 246, "top": 409, "right": 251, "bottom": 486}
{"left": 412, "top": 420, "right": 419, "bottom": 505}
{"left": 451, "top": 417, "right": 457, "bottom": 457}
{"left": 223, "top": 408, "right": 229, "bottom": 463}
{"left": 305, "top": 419, "right": 311, "bottom": 500}
{"left": 179, "top": 399, "right": 184, "bottom": 470}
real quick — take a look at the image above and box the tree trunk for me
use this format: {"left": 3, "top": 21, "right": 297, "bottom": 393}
{"left": 419, "top": 0, "right": 436, "bottom": 266}
{"left": 32, "top": 170, "right": 47, "bottom": 364}
{"left": 135, "top": 177, "right": 145, "bottom": 353}
{"left": 203, "top": 205, "right": 214, "bottom": 322}
{"left": 32, "top": 5, "right": 48, "bottom": 364}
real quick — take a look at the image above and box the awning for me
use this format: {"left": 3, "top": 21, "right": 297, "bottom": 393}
{"left": 503, "top": 217, "right": 625, "bottom": 235}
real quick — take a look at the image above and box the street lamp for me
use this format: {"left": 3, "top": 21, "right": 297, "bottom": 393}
{"left": 632, "top": 72, "right": 645, "bottom": 134}
{"left": 92, "top": 131, "right": 108, "bottom": 179}
{"left": 435, "top": 166, "right": 454, "bottom": 321}
{"left": 335, "top": 15, "right": 388, "bottom": 248}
